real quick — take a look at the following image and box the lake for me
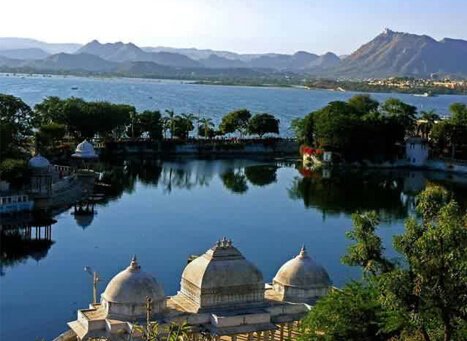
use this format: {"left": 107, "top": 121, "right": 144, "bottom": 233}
{"left": 1, "top": 157, "right": 467, "bottom": 341}
{"left": 1, "top": 74, "right": 466, "bottom": 136}
{"left": 0, "top": 76, "right": 467, "bottom": 340}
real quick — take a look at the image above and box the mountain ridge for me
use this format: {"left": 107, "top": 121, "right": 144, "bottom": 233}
{"left": 0, "top": 30, "right": 466, "bottom": 78}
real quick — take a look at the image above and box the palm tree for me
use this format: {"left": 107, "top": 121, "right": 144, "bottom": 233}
{"left": 418, "top": 109, "right": 440, "bottom": 139}
{"left": 181, "top": 113, "right": 198, "bottom": 139}
{"left": 197, "top": 117, "right": 214, "bottom": 138}
{"left": 164, "top": 110, "right": 176, "bottom": 139}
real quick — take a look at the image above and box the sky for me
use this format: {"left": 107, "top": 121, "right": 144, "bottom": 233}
{"left": 1, "top": 0, "right": 467, "bottom": 55}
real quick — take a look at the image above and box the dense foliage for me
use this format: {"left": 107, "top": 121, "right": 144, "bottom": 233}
{"left": 431, "top": 103, "right": 467, "bottom": 159}
{"left": 300, "top": 186, "right": 467, "bottom": 341}
{"left": 247, "top": 113, "right": 280, "bottom": 137}
{"left": 219, "top": 109, "right": 252, "bottom": 135}
{"left": 292, "top": 95, "right": 421, "bottom": 161}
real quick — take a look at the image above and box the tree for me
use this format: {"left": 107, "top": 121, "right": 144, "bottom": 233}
{"left": 219, "top": 109, "right": 251, "bottom": 136}
{"left": 197, "top": 117, "right": 215, "bottom": 138}
{"left": 172, "top": 115, "right": 195, "bottom": 140}
{"left": 312, "top": 101, "right": 358, "bottom": 150}
{"left": 340, "top": 186, "right": 467, "bottom": 341}
{"left": 181, "top": 113, "right": 197, "bottom": 138}
{"left": 0, "top": 94, "right": 36, "bottom": 158}
{"left": 380, "top": 98, "right": 417, "bottom": 139}
{"left": 342, "top": 211, "right": 394, "bottom": 275}
{"left": 291, "top": 114, "right": 314, "bottom": 146}
{"left": 299, "top": 282, "right": 390, "bottom": 341}
{"left": 34, "top": 96, "right": 65, "bottom": 125}
{"left": 431, "top": 104, "right": 467, "bottom": 159}
{"left": 418, "top": 110, "right": 440, "bottom": 139}
{"left": 36, "top": 122, "right": 67, "bottom": 150}
{"left": 347, "top": 94, "right": 379, "bottom": 116}
{"left": 247, "top": 113, "right": 279, "bottom": 138}
{"left": 449, "top": 103, "right": 467, "bottom": 125}
{"left": 164, "top": 110, "right": 176, "bottom": 139}
{"left": 133, "top": 110, "right": 163, "bottom": 140}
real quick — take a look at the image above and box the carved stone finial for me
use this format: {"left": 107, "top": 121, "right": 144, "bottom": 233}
{"left": 130, "top": 255, "right": 140, "bottom": 270}
{"left": 299, "top": 245, "right": 308, "bottom": 258}
{"left": 216, "top": 239, "right": 222, "bottom": 247}
{"left": 227, "top": 239, "right": 232, "bottom": 247}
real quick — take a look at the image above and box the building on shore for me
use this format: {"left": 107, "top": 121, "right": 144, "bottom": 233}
{"left": 60, "top": 239, "right": 331, "bottom": 341}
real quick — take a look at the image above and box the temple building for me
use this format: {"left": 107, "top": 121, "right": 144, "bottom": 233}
{"left": 72, "top": 140, "right": 98, "bottom": 159}
{"left": 60, "top": 238, "right": 332, "bottom": 341}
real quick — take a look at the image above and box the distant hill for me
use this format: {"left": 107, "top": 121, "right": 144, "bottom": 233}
{"left": 335, "top": 29, "right": 467, "bottom": 78}
{"left": 0, "top": 30, "right": 466, "bottom": 79}
{"left": 0, "top": 48, "right": 50, "bottom": 60}
{"left": 28, "top": 53, "right": 117, "bottom": 72}
{"left": 0, "top": 37, "right": 81, "bottom": 54}
{"left": 76, "top": 40, "right": 202, "bottom": 68}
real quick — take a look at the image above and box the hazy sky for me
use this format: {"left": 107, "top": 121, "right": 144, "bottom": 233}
{"left": 1, "top": 0, "right": 466, "bottom": 54}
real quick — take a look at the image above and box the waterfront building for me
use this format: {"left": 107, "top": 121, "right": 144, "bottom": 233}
{"left": 26, "top": 154, "right": 96, "bottom": 209}
{"left": 61, "top": 238, "right": 332, "bottom": 341}
{"left": 72, "top": 140, "right": 98, "bottom": 159}
{"left": 29, "top": 154, "right": 53, "bottom": 197}
{"left": 405, "top": 137, "right": 429, "bottom": 167}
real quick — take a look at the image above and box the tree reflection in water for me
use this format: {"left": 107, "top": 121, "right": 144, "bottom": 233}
{"left": 289, "top": 169, "right": 417, "bottom": 222}
{"left": 289, "top": 167, "right": 467, "bottom": 221}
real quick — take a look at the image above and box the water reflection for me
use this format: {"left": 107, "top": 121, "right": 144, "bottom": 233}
{"left": 0, "top": 212, "right": 56, "bottom": 276}
{"left": 288, "top": 167, "right": 467, "bottom": 221}
{"left": 2, "top": 158, "right": 465, "bottom": 275}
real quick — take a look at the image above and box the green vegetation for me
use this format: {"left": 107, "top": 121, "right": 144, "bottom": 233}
{"left": 431, "top": 103, "right": 467, "bottom": 159}
{"left": 0, "top": 94, "right": 36, "bottom": 159}
{"left": 299, "top": 186, "right": 467, "bottom": 341}
{"left": 247, "top": 113, "right": 280, "bottom": 138}
{"left": 292, "top": 94, "right": 467, "bottom": 162}
{"left": 292, "top": 95, "right": 417, "bottom": 161}
{"left": 219, "top": 109, "right": 252, "bottom": 136}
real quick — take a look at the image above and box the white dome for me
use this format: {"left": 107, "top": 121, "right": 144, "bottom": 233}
{"left": 72, "top": 140, "right": 97, "bottom": 159}
{"left": 273, "top": 246, "right": 331, "bottom": 303}
{"left": 101, "top": 257, "right": 165, "bottom": 319}
{"left": 28, "top": 154, "right": 50, "bottom": 169}
{"left": 179, "top": 238, "right": 264, "bottom": 311}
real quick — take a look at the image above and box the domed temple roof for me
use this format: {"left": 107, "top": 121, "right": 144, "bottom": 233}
{"left": 273, "top": 246, "right": 331, "bottom": 289}
{"left": 182, "top": 238, "right": 263, "bottom": 289}
{"left": 28, "top": 154, "right": 50, "bottom": 169}
{"left": 101, "top": 256, "right": 165, "bottom": 307}
{"left": 179, "top": 237, "right": 264, "bottom": 311}
{"left": 72, "top": 140, "right": 98, "bottom": 159}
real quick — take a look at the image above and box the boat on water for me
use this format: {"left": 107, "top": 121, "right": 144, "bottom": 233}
{"left": 414, "top": 92, "right": 435, "bottom": 97}
{"left": 71, "top": 86, "right": 79, "bottom": 90}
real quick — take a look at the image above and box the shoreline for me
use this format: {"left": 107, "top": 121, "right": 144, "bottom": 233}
{"left": 2, "top": 72, "right": 466, "bottom": 96}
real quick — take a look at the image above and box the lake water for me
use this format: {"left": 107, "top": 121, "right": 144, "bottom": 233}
{"left": 1, "top": 74, "right": 466, "bottom": 136}
{"left": 0, "top": 76, "right": 467, "bottom": 340}
{"left": 1, "top": 157, "right": 466, "bottom": 341}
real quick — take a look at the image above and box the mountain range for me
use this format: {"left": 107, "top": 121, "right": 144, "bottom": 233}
{"left": 0, "top": 30, "right": 466, "bottom": 79}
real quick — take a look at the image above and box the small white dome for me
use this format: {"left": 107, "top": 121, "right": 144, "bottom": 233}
{"left": 72, "top": 140, "right": 97, "bottom": 159}
{"left": 272, "top": 246, "right": 331, "bottom": 303}
{"left": 274, "top": 246, "right": 331, "bottom": 288}
{"left": 101, "top": 257, "right": 165, "bottom": 319}
{"left": 28, "top": 154, "right": 50, "bottom": 169}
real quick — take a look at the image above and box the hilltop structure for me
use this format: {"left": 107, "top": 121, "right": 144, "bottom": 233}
{"left": 61, "top": 238, "right": 331, "bottom": 341}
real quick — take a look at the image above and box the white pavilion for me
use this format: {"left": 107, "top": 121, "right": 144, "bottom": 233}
{"left": 61, "top": 238, "right": 331, "bottom": 341}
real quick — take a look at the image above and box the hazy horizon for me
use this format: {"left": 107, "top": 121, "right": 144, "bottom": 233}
{"left": 1, "top": 0, "right": 467, "bottom": 55}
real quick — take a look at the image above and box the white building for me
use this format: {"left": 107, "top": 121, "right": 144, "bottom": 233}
{"left": 406, "top": 137, "right": 429, "bottom": 167}
{"left": 62, "top": 239, "right": 332, "bottom": 341}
